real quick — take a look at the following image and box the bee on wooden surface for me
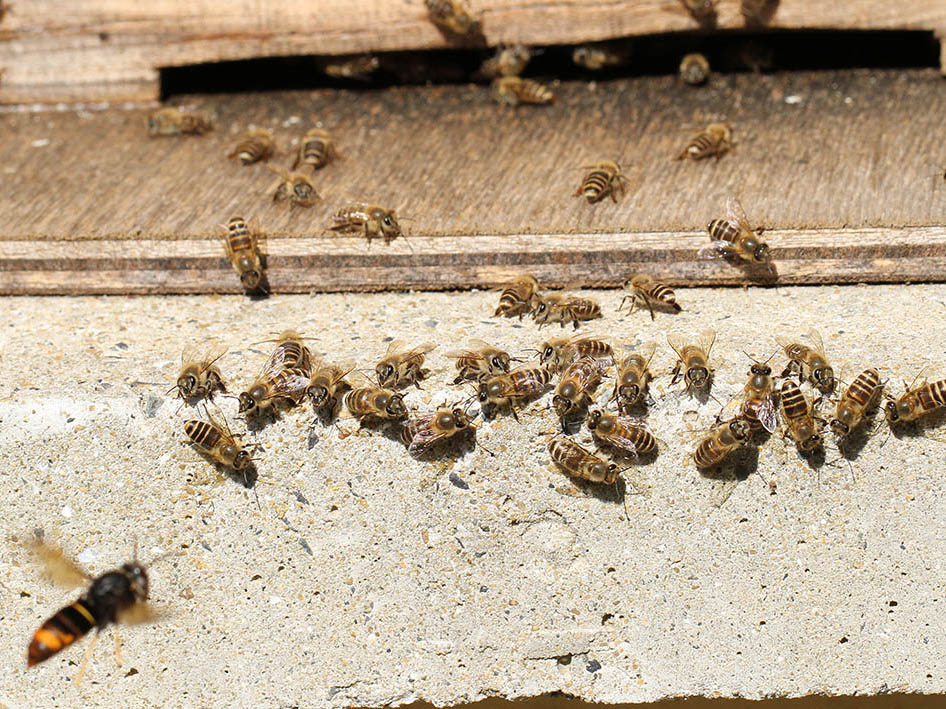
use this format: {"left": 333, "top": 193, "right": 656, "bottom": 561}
{"left": 478, "top": 45, "right": 532, "bottom": 78}
{"left": 614, "top": 341, "right": 657, "bottom": 412}
{"left": 184, "top": 413, "right": 256, "bottom": 476}
{"left": 884, "top": 370, "right": 946, "bottom": 424}
{"left": 375, "top": 340, "right": 437, "bottom": 389}
{"left": 171, "top": 347, "right": 227, "bottom": 402}
{"left": 237, "top": 333, "right": 314, "bottom": 416}
{"left": 494, "top": 273, "right": 540, "bottom": 319}
{"left": 227, "top": 129, "right": 275, "bottom": 165}
{"left": 830, "top": 368, "right": 883, "bottom": 437}
{"left": 679, "top": 0, "right": 717, "bottom": 27}
{"left": 222, "top": 216, "right": 266, "bottom": 293}
{"left": 491, "top": 77, "right": 555, "bottom": 106}
{"left": 668, "top": 329, "right": 716, "bottom": 392}
{"left": 268, "top": 166, "right": 319, "bottom": 207}
{"left": 693, "top": 417, "right": 752, "bottom": 469}
{"left": 538, "top": 334, "right": 613, "bottom": 372}
{"left": 679, "top": 53, "right": 710, "bottom": 85}
{"left": 587, "top": 409, "right": 657, "bottom": 458}
{"left": 676, "top": 122, "right": 732, "bottom": 161}
{"left": 737, "top": 361, "right": 779, "bottom": 434}
{"left": 306, "top": 363, "right": 354, "bottom": 415}
{"left": 620, "top": 274, "right": 681, "bottom": 320}
{"left": 477, "top": 364, "right": 553, "bottom": 420}
{"left": 702, "top": 198, "right": 772, "bottom": 267}
{"left": 572, "top": 42, "right": 631, "bottom": 71}
{"left": 553, "top": 356, "right": 606, "bottom": 431}
{"left": 400, "top": 406, "right": 474, "bottom": 454}
{"left": 532, "top": 293, "right": 602, "bottom": 329}
{"left": 446, "top": 339, "right": 513, "bottom": 383}
{"left": 330, "top": 203, "right": 402, "bottom": 244}
{"left": 741, "top": 0, "right": 779, "bottom": 27}
{"left": 425, "top": 0, "right": 481, "bottom": 36}
{"left": 26, "top": 541, "right": 156, "bottom": 670}
{"left": 775, "top": 328, "right": 835, "bottom": 393}
{"left": 575, "top": 160, "right": 628, "bottom": 204}
{"left": 779, "top": 380, "right": 824, "bottom": 452}
{"left": 147, "top": 107, "right": 213, "bottom": 137}
{"left": 292, "top": 127, "right": 338, "bottom": 172}
{"left": 322, "top": 54, "right": 380, "bottom": 81}
{"left": 343, "top": 385, "right": 408, "bottom": 421}
{"left": 548, "top": 436, "right": 619, "bottom": 484}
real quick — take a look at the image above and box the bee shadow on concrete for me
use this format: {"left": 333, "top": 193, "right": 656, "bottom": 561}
{"left": 700, "top": 445, "right": 760, "bottom": 507}
{"left": 886, "top": 407, "right": 946, "bottom": 445}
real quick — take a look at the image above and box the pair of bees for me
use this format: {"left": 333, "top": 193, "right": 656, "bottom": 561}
{"left": 491, "top": 274, "right": 601, "bottom": 329}
{"left": 679, "top": 0, "right": 779, "bottom": 28}
{"left": 227, "top": 126, "right": 336, "bottom": 170}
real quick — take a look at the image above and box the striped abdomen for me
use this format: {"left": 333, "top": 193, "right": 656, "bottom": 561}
{"left": 226, "top": 217, "right": 253, "bottom": 253}
{"left": 495, "top": 277, "right": 537, "bottom": 317}
{"left": 686, "top": 133, "right": 716, "bottom": 158}
{"left": 916, "top": 379, "right": 946, "bottom": 413}
{"left": 831, "top": 368, "right": 880, "bottom": 435}
{"left": 572, "top": 339, "right": 613, "bottom": 361}
{"left": 506, "top": 366, "right": 552, "bottom": 398}
{"left": 578, "top": 164, "right": 618, "bottom": 204}
{"left": 564, "top": 299, "right": 600, "bottom": 320}
{"left": 780, "top": 380, "right": 808, "bottom": 421}
{"left": 297, "top": 129, "right": 334, "bottom": 170}
{"left": 693, "top": 421, "right": 747, "bottom": 468}
{"left": 276, "top": 340, "right": 312, "bottom": 373}
{"left": 707, "top": 218, "right": 741, "bottom": 243}
{"left": 514, "top": 78, "right": 554, "bottom": 104}
{"left": 184, "top": 419, "right": 223, "bottom": 451}
{"left": 229, "top": 131, "right": 274, "bottom": 165}
{"left": 179, "top": 114, "right": 213, "bottom": 135}
{"left": 638, "top": 280, "right": 679, "bottom": 309}
{"left": 28, "top": 599, "right": 96, "bottom": 666}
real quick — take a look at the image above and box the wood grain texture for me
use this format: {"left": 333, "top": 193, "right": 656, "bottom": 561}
{"left": 1, "top": 0, "right": 946, "bottom": 103}
{"left": 1, "top": 70, "right": 946, "bottom": 294}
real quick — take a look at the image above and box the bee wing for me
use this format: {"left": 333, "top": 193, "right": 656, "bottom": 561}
{"left": 384, "top": 339, "right": 406, "bottom": 356}
{"left": 665, "top": 333, "right": 688, "bottom": 361}
{"left": 697, "top": 329, "right": 717, "bottom": 358}
{"left": 117, "top": 600, "right": 169, "bottom": 626}
{"left": 257, "top": 346, "right": 289, "bottom": 380}
{"left": 718, "top": 396, "right": 744, "bottom": 423}
{"left": 636, "top": 341, "right": 657, "bottom": 367}
{"left": 200, "top": 345, "right": 229, "bottom": 372}
{"left": 726, "top": 197, "right": 752, "bottom": 232}
{"left": 466, "top": 337, "right": 494, "bottom": 350}
{"left": 697, "top": 242, "right": 733, "bottom": 261}
{"left": 25, "top": 539, "right": 92, "bottom": 587}
{"left": 605, "top": 432, "right": 639, "bottom": 458}
{"left": 774, "top": 334, "right": 796, "bottom": 353}
{"left": 805, "top": 328, "right": 826, "bottom": 355}
{"left": 266, "top": 371, "right": 312, "bottom": 400}
{"left": 444, "top": 349, "right": 480, "bottom": 361}
{"left": 758, "top": 396, "right": 780, "bottom": 433}
{"left": 407, "top": 343, "right": 438, "bottom": 359}
{"left": 407, "top": 421, "right": 448, "bottom": 454}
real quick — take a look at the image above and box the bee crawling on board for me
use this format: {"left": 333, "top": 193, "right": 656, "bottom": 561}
{"left": 676, "top": 122, "right": 732, "bottom": 161}
{"left": 321, "top": 54, "right": 381, "bottom": 81}
{"left": 575, "top": 160, "right": 629, "bottom": 204}
{"left": 171, "top": 346, "right": 227, "bottom": 403}
{"left": 222, "top": 216, "right": 267, "bottom": 294}
{"left": 548, "top": 436, "right": 620, "bottom": 484}
{"left": 147, "top": 107, "right": 213, "bottom": 137}
{"left": 532, "top": 293, "right": 602, "bottom": 329}
{"left": 703, "top": 198, "right": 774, "bottom": 271}
{"left": 227, "top": 129, "right": 275, "bottom": 165}
{"left": 613, "top": 341, "right": 657, "bottom": 412}
{"left": 425, "top": 0, "right": 482, "bottom": 37}
{"left": 292, "top": 127, "right": 339, "bottom": 171}
{"left": 446, "top": 339, "right": 514, "bottom": 383}
{"left": 494, "top": 273, "right": 540, "bottom": 319}
{"left": 267, "top": 166, "right": 319, "bottom": 207}
{"left": 330, "top": 203, "right": 404, "bottom": 245}
{"left": 375, "top": 340, "right": 437, "bottom": 390}
{"left": 478, "top": 45, "right": 533, "bottom": 78}
{"left": 619, "top": 274, "right": 682, "bottom": 320}
{"left": 24, "top": 536, "right": 171, "bottom": 677}
{"left": 775, "top": 328, "right": 835, "bottom": 394}
{"left": 306, "top": 362, "right": 355, "bottom": 419}
{"left": 342, "top": 384, "right": 408, "bottom": 423}
{"left": 719, "top": 355, "right": 779, "bottom": 437}
{"left": 668, "top": 329, "right": 716, "bottom": 394}
{"left": 477, "top": 364, "right": 553, "bottom": 420}
{"left": 491, "top": 77, "right": 555, "bottom": 106}
{"left": 679, "top": 52, "right": 710, "bottom": 85}
{"left": 572, "top": 41, "right": 632, "bottom": 71}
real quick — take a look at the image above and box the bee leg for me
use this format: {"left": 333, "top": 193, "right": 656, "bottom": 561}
{"left": 645, "top": 298, "right": 656, "bottom": 321}
{"left": 114, "top": 628, "right": 123, "bottom": 668}
{"left": 608, "top": 187, "right": 618, "bottom": 203}
{"left": 510, "top": 405, "right": 520, "bottom": 423}
{"left": 74, "top": 630, "right": 100, "bottom": 687}
{"left": 670, "top": 362, "right": 683, "bottom": 386}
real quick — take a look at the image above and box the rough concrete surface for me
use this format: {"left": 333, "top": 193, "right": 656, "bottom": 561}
{"left": 1, "top": 285, "right": 945, "bottom": 708}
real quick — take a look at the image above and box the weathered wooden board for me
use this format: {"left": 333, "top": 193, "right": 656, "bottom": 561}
{"left": 1, "top": 70, "right": 945, "bottom": 294}
{"left": 1, "top": 0, "right": 946, "bottom": 103}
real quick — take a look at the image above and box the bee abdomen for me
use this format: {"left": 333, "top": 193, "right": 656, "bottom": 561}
{"left": 226, "top": 217, "right": 252, "bottom": 252}
{"left": 780, "top": 382, "right": 807, "bottom": 420}
{"left": 28, "top": 600, "right": 96, "bottom": 666}
{"left": 707, "top": 219, "right": 738, "bottom": 242}
{"left": 230, "top": 135, "right": 274, "bottom": 165}
{"left": 580, "top": 171, "right": 610, "bottom": 203}
{"left": 847, "top": 368, "right": 881, "bottom": 406}
{"left": 184, "top": 420, "right": 221, "bottom": 449}
{"left": 693, "top": 439, "right": 722, "bottom": 468}
{"left": 918, "top": 379, "right": 946, "bottom": 410}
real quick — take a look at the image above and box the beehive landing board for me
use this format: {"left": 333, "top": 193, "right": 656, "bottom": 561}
{"left": 2, "top": 285, "right": 946, "bottom": 708}
{"left": 2, "top": 69, "right": 946, "bottom": 294}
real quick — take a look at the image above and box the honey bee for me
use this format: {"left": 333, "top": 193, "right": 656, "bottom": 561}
{"left": 737, "top": 361, "right": 779, "bottom": 434}
{"left": 322, "top": 54, "right": 380, "bottom": 81}
{"left": 779, "top": 380, "right": 824, "bottom": 452}
{"left": 702, "top": 198, "right": 772, "bottom": 267}
{"left": 227, "top": 129, "right": 275, "bottom": 165}
{"left": 260, "top": 330, "right": 316, "bottom": 373}
{"left": 26, "top": 541, "right": 155, "bottom": 669}
{"left": 491, "top": 77, "right": 555, "bottom": 106}
{"left": 884, "top": 370, "right": 946, "bottom": 424}
{"left": 613, "top": 341, "right": 657, "bottom": 411}
{"left": 375, "top": 340, "right": 437, "bottom": 389}
{"left": 553, "top": 356, "right": 606, "bottom": 430}
{"left": 446, "top": 339, "right": 513, "bottom": 383}
{"left": 306, "top": 363, "right": 354, "bottom": 415}
{"left": 477, "top": 365, "right": 553, "bottom": 419}
{"left": 532, "top": 293, "right": 602, "bottom": 329}
{"left": 400, "top": 407, "right": 474, "bottom": 454}
{"left": 668, "top": 330, "right": 716, "bottom": 392}
{"left": 741, "top": 0, "right": 779, "bottom": 26}
{"left": 478, "top": 45, "right": 532, "bottom": 78}
{"left": 222, "top": 216, "right": 266, "bottom": 293}
{"left": 676, "top": 122, "right": 732, "bottom": 161}
{"left": 238, "top": 333, "right": 314, "bottom": 416}
{"left": 619, "top": 274, "right": 682, "bottom": 320}
{"left": 548, "top": 436, "right": 619, "bottom": 484}
{"left": 587, "top": 409, "right": 657, "bottom": 458}
{"left": 330, "top": 203, "right": 402, "bottom": 244}
{"left": 268, "top": 166, "right": 319, "bottom": 207}
{"left": 575, "top": 160, "right": 628, "bottom": 204}
{"left": 292, "top": 127, "right": 338, "bottom": 171}
{"left": 775, "top": 328, "right": 835, "bottom": 393}
{"left": 693, "top": 417, "right": 752, "bottom": 469}
{"left": 572, "top": 43, "right": 631, "bottom": 71}
{"left": 184, "top": 414, "right": 256, "bottom": 476}
{"left": 425, "top": 0, "right": 481, "bottom": 36}
{"left": 147, "top": 107, "right": 213, "bottom": 137}
{"left": 171, "top": 347, "right": 227, "bottom": 402}
{"left": 494, "top": 273, "right": 540, "bottom": 319}
{"left": 538, "top": 334, "right": 613, "bottom": 372}
{"left": 679, "top": 0, "right": 717, "bottom": 27}
{"left": 830, "top": 368, "right": 883, "bottom": 437}
{"left": 679, "top": 53, "right": 710, "bottom": 85}
{"left": 343, "top": 386, "right": 408, "bottom": 421}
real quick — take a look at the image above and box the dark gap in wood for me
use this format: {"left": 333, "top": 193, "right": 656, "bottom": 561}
{"left": 159, "top": 30, "right": 940, "bottom": 99}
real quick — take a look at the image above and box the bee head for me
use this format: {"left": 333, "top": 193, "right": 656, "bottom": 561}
{"left": 387, "top": 394, "right": 407, "bottom": 418}
{"left": 800, "top": 433, "right": 822, "bottom": 451}
{"left": 238, "top": 391, "right": 257, "bottom": 413}
{"left": 178, "top": 374, "right": 197, "bottom": 396}
{"left": 376, "top": 363, "right": 395, "bottom": 386}
{"left": 451, "top": 408, "right": 470, "bottom": 429}
{"left": 753, "top": 242, "right": 770, "bottom": 263}
{"left": 122, "top": 563, "right": 150, "bottom": 602}
{"left": 491, "top": 353, "right": 511, "bottom": 373}
{"left": 730, "top": 418, "right": 751, "bottom": 441}
{"left": 688, "top": 366, "right": 709, "bottom": 387}
{"left": 293, "top": 180, "right": 314, "bottom": 201}
{"left": 308, "top": 383, "right": 329, "bottom": 407}
{"left": 233, "top": 448, "right": 252, "bottom": 470}
{"left": 618, "top": 383, "right": 640, "bottom": 403}
{"left": 552, "top": 395, "right": 572, "bottom": 417}
{"left": 814, "top": 367, "right": 834, "bottom": 391}
{"left": 586, "top": 409, "right": 602, "bottom": 430}
{"left": 240, "top": 270, "right": 261, "bottom": 290}
{"left": 829, "top": 418, "right": 849, "bottom": 437}
{"left": 886, "top": 396, "right": 912, "bottom": 424}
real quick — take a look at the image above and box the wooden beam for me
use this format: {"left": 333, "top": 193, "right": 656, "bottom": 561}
{"left": 1, "top": 1, "right": 946, "bottom": 103}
